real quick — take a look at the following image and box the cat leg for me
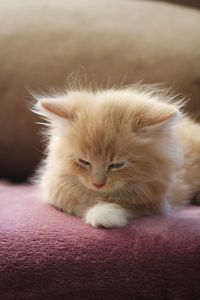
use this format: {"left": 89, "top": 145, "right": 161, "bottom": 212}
{"left": 84, "top": 202, "right": 133, "bottom": 228}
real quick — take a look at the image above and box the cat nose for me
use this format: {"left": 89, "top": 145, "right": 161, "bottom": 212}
{"left": 93, "top": 183, "right": 105, "bottom": 189}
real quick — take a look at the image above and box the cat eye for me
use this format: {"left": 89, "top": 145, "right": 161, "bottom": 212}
{"left": 108, "top": 162, "right": 125, "bottom": 171}
{"left": 77, "top": 159, "right": 91, "bottom": 167}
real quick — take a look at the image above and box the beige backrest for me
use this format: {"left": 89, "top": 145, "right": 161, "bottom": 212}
{"left": 0, "top": 0, "right": 200, "bottom": 181}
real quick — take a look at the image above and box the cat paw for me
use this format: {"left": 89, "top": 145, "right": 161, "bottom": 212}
{"left": 84, "top": 202, "right": 132, "bottom": 228}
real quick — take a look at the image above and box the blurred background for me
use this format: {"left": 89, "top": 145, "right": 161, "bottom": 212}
{"left": 0, "top": 0, "right": 200, "bottom": 182}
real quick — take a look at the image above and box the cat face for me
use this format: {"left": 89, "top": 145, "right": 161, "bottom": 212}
{"left": 35, "top": 89, "right": 181, "bottom": 194}
{"left": 71, "top": 157, "right": 127, "bottom": 193}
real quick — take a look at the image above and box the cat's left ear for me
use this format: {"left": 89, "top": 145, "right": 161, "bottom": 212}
{"left": 33, "top": 96, "right": 73, "bottom": 123}
{"left": 135, "top": 103, "right": 183, "bottom": 137}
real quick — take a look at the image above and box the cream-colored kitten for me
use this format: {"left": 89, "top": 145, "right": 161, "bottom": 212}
{"left": 33, "top": 87, "right": 200, "bottom": 228}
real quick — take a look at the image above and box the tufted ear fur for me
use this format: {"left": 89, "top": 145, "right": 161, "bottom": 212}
{"left": 133, "top": 102, "right": 182, "bottom": 137}
{"left": 33, "top": 95, "right": 74, "bottom": 125}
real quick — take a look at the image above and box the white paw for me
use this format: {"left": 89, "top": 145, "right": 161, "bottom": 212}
{"left": 84, "top": 202, "right": 132, "bottom": 228}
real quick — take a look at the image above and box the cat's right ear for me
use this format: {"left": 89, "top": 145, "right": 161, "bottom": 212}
{"left": 33, "top": 96, "right": 73, "bottom": 124}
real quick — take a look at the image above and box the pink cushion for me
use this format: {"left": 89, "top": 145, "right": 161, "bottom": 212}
{"left": 0, "top": 181, "right": 200, "bottom": 300}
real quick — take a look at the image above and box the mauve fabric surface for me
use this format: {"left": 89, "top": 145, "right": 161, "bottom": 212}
{"left": 0, "top": 181, "right": 200, "bottom": 300}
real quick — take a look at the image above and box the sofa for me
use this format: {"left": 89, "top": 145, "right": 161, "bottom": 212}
{"left": 0, "top": 1, "right": 200, "bottom": 299}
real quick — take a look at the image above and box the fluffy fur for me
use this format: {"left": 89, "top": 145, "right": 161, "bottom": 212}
{"left": 33, "top": 87, "right": 200, "bottom": 228}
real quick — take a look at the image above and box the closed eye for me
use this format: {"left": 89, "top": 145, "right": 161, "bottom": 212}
{"left": 78, "top": 159, "right": 91, "bottom": 167}
{"left": 108, "top": 162, "right": 125, "bottom": 171}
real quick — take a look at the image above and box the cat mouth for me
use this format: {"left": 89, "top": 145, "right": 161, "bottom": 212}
{"left": 91, "top": 185, "right": 107, "bottom": 192}
{"left": 90, "top": 183, "right": 121, "bottom": 193}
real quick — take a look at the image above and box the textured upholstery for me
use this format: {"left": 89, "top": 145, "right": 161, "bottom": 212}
{"left": 1, "top": 181, "right": 200, "bottom": 300}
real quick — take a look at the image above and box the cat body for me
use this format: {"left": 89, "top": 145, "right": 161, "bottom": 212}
{"left": 34, "top": 88, "right": 200, "bottom": 228}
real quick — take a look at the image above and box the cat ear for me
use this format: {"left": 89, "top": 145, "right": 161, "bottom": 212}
{"left": 135, "top": 103, "right": 182, "bottom": 137}
{"left": 33, "top": 96, "right": 73, "bottom": 123}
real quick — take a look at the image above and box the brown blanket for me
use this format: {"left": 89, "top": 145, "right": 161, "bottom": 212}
{"left": 0, "top": 181, "right": 200, "bottom": 300}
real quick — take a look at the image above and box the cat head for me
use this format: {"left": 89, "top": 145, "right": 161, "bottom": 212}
{"left": 34, "top": 89, "right": 182, "bottom": 194}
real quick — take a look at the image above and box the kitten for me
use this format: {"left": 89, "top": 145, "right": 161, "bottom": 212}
{"left": 33, "top": 87, "right": 200, "bottom": 228}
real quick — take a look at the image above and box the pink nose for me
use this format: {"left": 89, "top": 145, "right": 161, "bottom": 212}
{"left": 93, "top": 183, "right": 105, "bottom": 189}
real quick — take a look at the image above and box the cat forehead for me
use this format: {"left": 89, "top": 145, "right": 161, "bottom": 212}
{"left": 69, "top": 91, "right": 142, "bottom": 149}
{"left": 73, "top": 104, "right": 131, "bottom": 141}
{"left": 70, "top": 116, "right": 135, "bottom": 161}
